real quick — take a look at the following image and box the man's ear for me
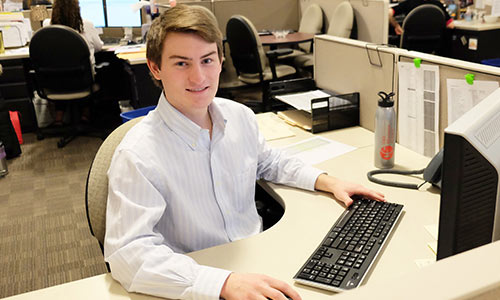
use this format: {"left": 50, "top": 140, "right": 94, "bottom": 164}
{"left": 147, "top": 59, "right": 161, "bottom": 80}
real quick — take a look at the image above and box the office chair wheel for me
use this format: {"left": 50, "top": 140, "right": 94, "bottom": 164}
{"left": 57, "top": 140, "right": 65, "bottom": 148}
{"left": 36, "top": 133, "right": 45, "bottom": 140}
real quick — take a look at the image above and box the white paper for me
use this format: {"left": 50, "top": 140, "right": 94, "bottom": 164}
{"left": 131, "top": 0, "right": 150, "bottom": 12}
{"left": 255, "top": 112, "right": 295, "bottom": 141}
{"left": 114, "top": 44, "right": 146, "bottom": 54}
{"left": 4, "top": 47, "right": 28, "bottom": 55}
{"left": 275, "top": 90, "right": 330, "bottom": 112}
{"left": 447, "top": 79, "right": 499, "bottom": 126}
{"left": 424, "top": 224, "right": 438, "bottom": 241}
{"left": 414, "top": 258, "right": 435, "bottom": 268}
{"left": 280, "top": 136, "right": 356, "bottom": 165}
{"left": 398, "top": 62, "right": 440, "bottom": 158}
{"left": 492, "top": 0, "right": 500, "bottom": 16}
{"left": 3, "top": 0, "right": 22, "bottom": 12}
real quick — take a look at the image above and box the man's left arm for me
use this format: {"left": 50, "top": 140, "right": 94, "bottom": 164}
{"left": 250, "top": 111, "right": 384, "bottom": 207}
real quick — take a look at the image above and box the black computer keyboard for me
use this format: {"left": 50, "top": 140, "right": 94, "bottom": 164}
{"left": 293, "top": 196, "right": 404, "bottom": 292}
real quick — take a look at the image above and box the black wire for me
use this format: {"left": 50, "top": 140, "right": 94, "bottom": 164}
{"left": 367, "top": 168, "right": 426, "bottom": 190}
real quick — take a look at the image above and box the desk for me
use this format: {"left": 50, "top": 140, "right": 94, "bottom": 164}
{"left": 0, "top": 48, "right": 36, "bottom": 132}
{"left": 448, "top": 20, "right": 500, "bottom": 63}
{"left": 260, "top": 32, "right": 314, "bottom": 49}
{"left": 5, "top": 120, "right": 500, "bottom": 299}
{"left": 0, "top": 47, "right": 30, "bottom": 60}
{"left": 0, "top": 45, "right": 159, "bottom": 112}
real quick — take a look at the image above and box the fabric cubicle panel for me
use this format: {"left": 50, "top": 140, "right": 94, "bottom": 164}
{"left": 397, "top": 53, "right": 500, "bottom": 148}
{"left": 314, "top": 35, "right": 396, "bottom": 132}
{"left": 213, "top": 0, "right": 299, "bottom": 36}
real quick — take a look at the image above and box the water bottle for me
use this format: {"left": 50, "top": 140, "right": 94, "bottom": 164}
{"left": 0, "top": 141, "right": 8, "bottom": 177}
{"left": 374, "top": 91, "right": 396, "bottom": 169}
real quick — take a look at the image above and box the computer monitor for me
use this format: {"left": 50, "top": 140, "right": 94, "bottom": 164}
{"left": 106, "top": 0, "right": 142, "bottom": 27}
{"left": 437, "top": 88, "right": 500, "bottom": 260}
{"left": 80, "top": 0, "right": 106, "bottom": 28}
{"left": 80, "top": 0, "right": 142, "bottom": 28}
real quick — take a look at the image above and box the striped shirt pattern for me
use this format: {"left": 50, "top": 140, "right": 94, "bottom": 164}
{"left": 105, "top": 94, "right": 324, "bottom": 300}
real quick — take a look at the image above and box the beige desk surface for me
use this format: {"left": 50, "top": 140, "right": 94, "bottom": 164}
{"left": 5, "top": 124, "right": 500, "bottom": 299}
{"left": 0, "top": 44, "right": 142, "bottom": 64}
{"left": 0, "top": 46, "right": 29, "bottom": 60}
{"left": 454, "top": 20, "right": 500, "bottom": 31}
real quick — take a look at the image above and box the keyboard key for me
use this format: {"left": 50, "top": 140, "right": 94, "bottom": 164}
{"left": 332, "top": 280, "right": 341, "bottom": 287}
{"left": 306, "top": 260, "right": 317, "bottom": 268}
{"left": 316, "top": 277, "right": 332, "bottom": 285}
{"left": 298, "top": 273, "right": 316, "bottom": 281}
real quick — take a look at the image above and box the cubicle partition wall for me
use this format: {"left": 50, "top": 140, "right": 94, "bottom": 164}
{"left": 213, "top": 0, "right": 299, "bottom": 35}
{"left": 156, "top": 0, "right": 299, "bottom": 35}
{"left": 314, "top": 35, "right": 396, "bottom": 132}
{"left": 397, "top": 53, "right": 500, "bottom": 148}
{"left": 314, "top": 35, "right": 500, "bottom": 149}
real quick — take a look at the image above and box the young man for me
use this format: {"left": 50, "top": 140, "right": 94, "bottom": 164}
{"left": 389, "top": 0, "right": 455, "bottom": 35}
{"left": 105, "top": 5, "right": 384, "bottom": 300}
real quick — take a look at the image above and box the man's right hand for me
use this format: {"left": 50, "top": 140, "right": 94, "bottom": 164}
{"left": 395, "top": 24, "right": 404, "bottom": 35}
{"left": 220, "top": 273, "right": 301, "bottom": 300}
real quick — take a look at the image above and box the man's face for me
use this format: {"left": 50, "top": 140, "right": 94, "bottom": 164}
{"left": 147, "top": 32, "right": 222, "bottom": 119}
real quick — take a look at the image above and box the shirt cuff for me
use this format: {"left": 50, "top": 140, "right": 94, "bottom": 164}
{"left": 191, "top": 265, "right": 232, "bottom": 300}
{"left": 295, "top": 165, "right": 326, "bottom": 191}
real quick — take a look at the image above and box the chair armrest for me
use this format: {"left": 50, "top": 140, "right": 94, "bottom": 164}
{"left": 95, "top": 62, "right": 110, "bottom": 70}
{"left": 265, "top": 48, "right": 293, "bottom": 59}
{"left": 265, "top": 48, "right": 294, "bottom": 80}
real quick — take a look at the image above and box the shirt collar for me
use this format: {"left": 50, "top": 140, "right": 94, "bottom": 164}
{"left": 156, "top": 93, "right": 227, "bottom": 150}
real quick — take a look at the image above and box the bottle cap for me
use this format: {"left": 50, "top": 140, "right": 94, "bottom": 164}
{"left": 377, "top": 91, "right": 395, "bottom": 107}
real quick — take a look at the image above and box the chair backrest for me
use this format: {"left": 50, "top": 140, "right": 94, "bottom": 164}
{"left": 327, "top": 1, "right": 354, "bottom": 38}
{"left": 85, "top": 117, "right": 143, "bottom": 249}
{"left": 29, "top": 25, "right": 94, "bottom": 100}
{"left": 299, "top": 4, "right": 324, "bottom": 34}
{"left": 400, "top": 4, "right": 446, "bottom": 54}
{"left": 226, "top": 15, "right": 268, "bottom": 76}
{"left": 298, "top": 4, "right": 324, "bottom": 52}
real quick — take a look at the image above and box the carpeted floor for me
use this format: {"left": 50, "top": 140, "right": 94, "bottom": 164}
{"left": 0, "top": 133, "right": 108, "bottom": 298}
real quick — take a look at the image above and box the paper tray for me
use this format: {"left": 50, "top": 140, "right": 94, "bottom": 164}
{"left": 277, "top": 92, "right": 359, "bottom": 134}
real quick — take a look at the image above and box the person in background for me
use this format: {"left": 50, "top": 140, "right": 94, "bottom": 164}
{"left": 389, "top": 0, "right": 455, "bottom": 35}
{"left": 42, "top": 0, "right": 103, "bottom": 125}
{"left": 105, "top": 5, "right": 385, "bottom": 300}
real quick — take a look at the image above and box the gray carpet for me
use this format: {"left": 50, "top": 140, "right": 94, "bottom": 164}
{"left": 0, "top": 133, "right": 108, "bottom": 298}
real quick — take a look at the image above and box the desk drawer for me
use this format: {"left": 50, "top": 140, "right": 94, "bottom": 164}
{"left": 0, "top": 82, "right": 30, "bottom": 99}
{"left": 0, "top": 65, "right": 25, "bottom": 83}
{"left": 3, "top": 97, "right": 36, "bottom": 133}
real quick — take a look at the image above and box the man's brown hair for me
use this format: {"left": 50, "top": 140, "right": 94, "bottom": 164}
{"left": 146, "top": 4, "right": 223, "bottom": 88}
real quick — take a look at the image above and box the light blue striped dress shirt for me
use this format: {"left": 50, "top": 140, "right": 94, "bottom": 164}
{"left": 105, "top": 94, "right": 324, "bottom": 300}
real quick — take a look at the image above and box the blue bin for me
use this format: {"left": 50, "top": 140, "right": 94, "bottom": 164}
{"left": 481, "top": 58, "right": 500, "bottom": 68}
{"left": 120, "top": 105, "right": 156, "bottom": 123}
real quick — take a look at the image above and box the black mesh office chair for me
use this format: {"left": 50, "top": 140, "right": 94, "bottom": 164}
{"left": 223, "top": 15, "right": 296, "bottom": 112}
{"left": 29, "top": 25, "right": 104, "bottom": 148}
{"left": 400, "top": 4, "right": 446, "bottom": 55}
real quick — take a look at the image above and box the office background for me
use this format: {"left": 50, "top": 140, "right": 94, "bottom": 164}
{"left": 1, "top": 0, "right": 500, "bottom": 298}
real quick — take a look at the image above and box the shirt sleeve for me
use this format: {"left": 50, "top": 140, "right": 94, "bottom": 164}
{"left": 83, "top": 20, "right": 104, "bottom": 52}
{"left": 249, "top": 112, "right": 324, "bottom": 191}
{"left": 105, "top": 149, "right": 231, "bottom": 300}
